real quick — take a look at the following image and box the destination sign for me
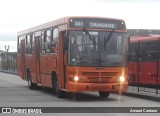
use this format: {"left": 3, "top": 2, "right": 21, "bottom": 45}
{"left": 69, "top": 18, "right": 126, "bottom": 30}
{"left": 89, "top": 22, "right": 117, "bottom": 29}
{"left": 74, "top": 21, "right": 84, "bottom": 28}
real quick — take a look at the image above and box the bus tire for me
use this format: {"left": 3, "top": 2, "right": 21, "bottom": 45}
{"left": 55, "top": 78, "right": 64, "bottom": 98}
{"left": 99, "top": 91, "right": 110, "bottom": 98}
{"left": 27, "top": 71, "right": 37, "bottom": 90}
{"left": 52, "top": 74, "right": 64, "bottom": 98}
{"left": 52, "top": 73, "right": 57, "bottom": 92}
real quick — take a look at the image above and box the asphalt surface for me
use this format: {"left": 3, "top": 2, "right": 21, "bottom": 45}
{"left": 0, "top": 72, "right": 159, "bottom": 116}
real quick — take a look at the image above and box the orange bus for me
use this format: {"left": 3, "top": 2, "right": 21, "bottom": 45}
{"left": 17, "top": 17, "right": 128, "bottom": 98}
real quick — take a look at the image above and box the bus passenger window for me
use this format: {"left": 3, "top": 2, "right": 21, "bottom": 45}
{"left": 46, "top": 30, "right": 51, "bottom": 42}
{"left": 26, "top": 35, "right": 32, "bottom": 54}
{"left": 52, "top": 28, "right": 59, "bottom": 53}
{"left": 44, "top": 30, "right": 51, "bottom": 53}
{"left": 41, "top": 31, "right": 45, "bottom": 53}
{"left": 31, "top": 34, "right": 35, "bottom": 54}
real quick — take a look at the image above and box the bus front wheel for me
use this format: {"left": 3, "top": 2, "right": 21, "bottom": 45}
{"left": 53, "top": 76, "right": 64, "bottom": 98}
{"left": 55, "top": 78, "right": 64, "bottom": 98}
{"left": 99, "top": 91, "right": 110, "bottom": 98}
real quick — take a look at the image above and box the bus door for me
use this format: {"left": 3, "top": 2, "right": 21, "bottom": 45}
{"left": 57, "top": 31, "right": 67, "bottom": 89}
{"left": 21, "top": 39, "right": 26, "bottom": 79}
{"left": 62, "top": 31, "right": 68, "bottom": 88}
{"left": 34, "top": 36, "right": 41, "bottom": 83}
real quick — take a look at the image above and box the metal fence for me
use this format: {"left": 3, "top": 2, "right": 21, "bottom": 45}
{"left": 0, "top": 51, "right": 17, "bottom": 74}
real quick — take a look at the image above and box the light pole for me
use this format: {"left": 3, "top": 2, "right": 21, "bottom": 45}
{"left": 5, "top": 45, "right": 10, "bottom": 70}
{"left": 5, "top": 45, "right": 9, "bottom": 52}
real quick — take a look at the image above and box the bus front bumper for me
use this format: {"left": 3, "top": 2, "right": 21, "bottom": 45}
{"left": 67, "top": 81, "right": 128, "bottom": 92}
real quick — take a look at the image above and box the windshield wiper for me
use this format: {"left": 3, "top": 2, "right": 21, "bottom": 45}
{"left": 83, "top": 29, "right": 96, "bottom": 51}
{"left": 104, "top": 30, "right": 114, "bottom": 51}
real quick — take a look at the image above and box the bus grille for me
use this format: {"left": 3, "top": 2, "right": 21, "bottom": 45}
{"left": 87, "top": 77, "right": 112, "bottom": 83}
{"left": 81, "top": 72, "right": 99, "bottom": 76}
{"left": 81, "top": 72, "right": 118, "bottom": 77}
{"left": 81, "top": 72, "right": 118, "bottom": 83}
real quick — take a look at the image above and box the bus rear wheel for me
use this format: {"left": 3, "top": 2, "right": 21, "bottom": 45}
{"left": 27, "top": 71, "right": 37, "bottom": 89}
{"left": 99, "top": 91, "right": 110, "bottom": 98}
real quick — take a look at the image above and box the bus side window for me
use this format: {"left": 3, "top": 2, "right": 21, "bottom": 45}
{"left": 145, "top": 41, "right": 158, "bottom": 61}
{"left": 26, "top": 35, "right": 32, "bottom": 54}
{"left": 31, "top": 34, "right": 35, "bottom": 54}
{"left": 139, "top": 42, "right": 146, "bottom": 62}
{"left": 52, "top": 28, "right": 59, "bottom": 53}
{"left": 129, "top": 43, "right": 138, "bottom": 61}
{"left": 44, "top": 29, "right": 51, "bottom": 53}
{"left": 41, "top": 31, "right": 45, "bottom": 53}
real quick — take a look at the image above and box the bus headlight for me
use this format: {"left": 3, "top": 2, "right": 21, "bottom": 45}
{"left": 119, "top": 76, "right": 125, "bottom": 82}
{"left": 74, "top": 75, "right": 79, "bottom": 81}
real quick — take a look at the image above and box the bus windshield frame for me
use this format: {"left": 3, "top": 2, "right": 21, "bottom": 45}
{"left": 68, "top": 30, "right": 128, "bottom": 67}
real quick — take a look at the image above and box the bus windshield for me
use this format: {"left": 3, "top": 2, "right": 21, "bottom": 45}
{"left": 69, "top": 30, "right": 128, "bottom": 66}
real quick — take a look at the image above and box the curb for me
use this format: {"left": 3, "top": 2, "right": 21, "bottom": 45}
{"left": 124, "top": 89, "right": 160, "bottom": 102}
{"left": 0, "top": 70, "right": 18, "bottom": 75}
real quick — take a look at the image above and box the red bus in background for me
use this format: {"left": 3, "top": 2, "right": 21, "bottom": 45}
{"left": 129, "top": 35, "right": 160, "bottom": 90}
{"left": 17, "top": 17, "right": 128, "bottom": 98}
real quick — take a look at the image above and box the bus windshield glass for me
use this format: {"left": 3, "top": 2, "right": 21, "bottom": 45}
{"left": 69, "top": 30, "right": 128, "bottom": 66}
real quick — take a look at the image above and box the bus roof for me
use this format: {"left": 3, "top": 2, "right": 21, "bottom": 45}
{"left": 17, "top": 16, "right": 125, "bottom": 36}
{"left": 130, "top": 35, "right": 160, "bottom": 43}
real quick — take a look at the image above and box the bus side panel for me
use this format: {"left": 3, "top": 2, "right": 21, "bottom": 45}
{"left": 139, "top": 62, "right": 157, "bottom": 85}
{"left": 145, "top": 62, "right": 157, "bottom": 85}
{"left": 43, "top": 54, "right": 54, "bottom": 88}
{"left": 128, "top": 62, "right": 139, "bottom": 85}
{"left": 25, "top": 55, "right": 35, "bottom": 80}
{"left": 40, "top": 54, "right": 54, "bottom": 87}
{"left": 139, "top": 62, "right": 146, "bottom": 84}
{"left": 40, "top": 54, "right": 46, "bottom": 86}
{"left": 40, "top": 54, "right": 58, "bottom": 88}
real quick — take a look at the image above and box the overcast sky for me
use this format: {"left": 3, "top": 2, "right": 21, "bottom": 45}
{"left": 0, "top": 0, "right": 160, "bottom": 51}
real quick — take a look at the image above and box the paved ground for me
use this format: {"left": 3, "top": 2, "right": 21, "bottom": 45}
{"left": 0, "top": 72, "right": 159, "bottom": 116}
